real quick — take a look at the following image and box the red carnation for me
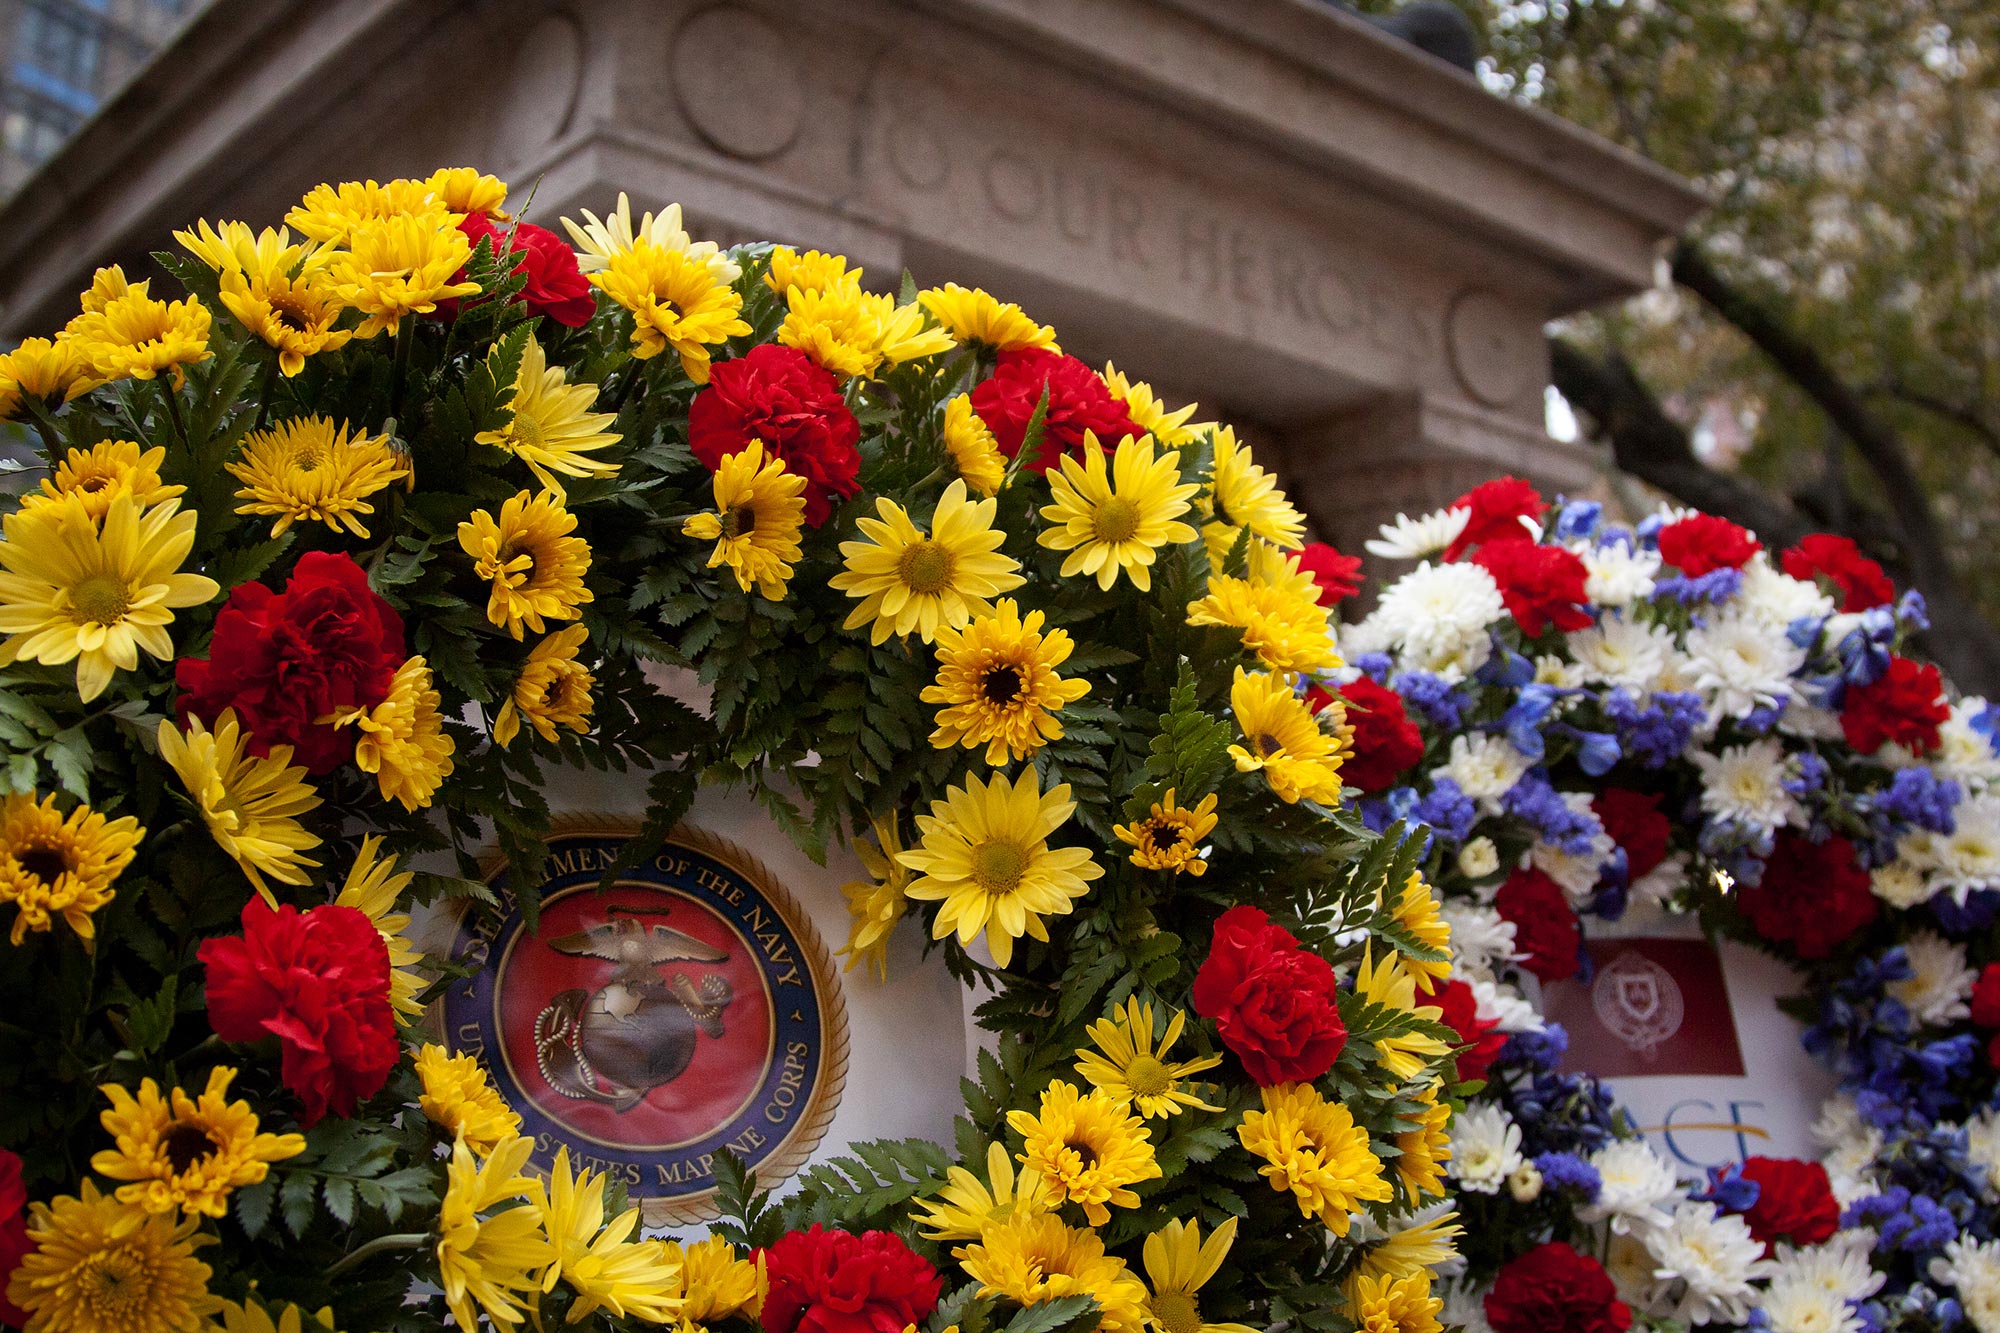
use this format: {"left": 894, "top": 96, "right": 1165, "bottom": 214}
{"left": 0, "top": 1149, "right": 28, "bottom": 1329}
{"left": 1294, "top": 541, "right": 1363, "bottom": 606}
{"left": 1485, "top": 1242, "right": 1631, "bottom": 1333}
{"left": 176, "top": 552, "right": 406, "bottom": 774}
{"left": 967, "top": 347, "right": 1139, "bottom": 473}
{"left": 1432, "top": 978, "right": 1505, "bottom": 1084}
{"left": 456, "top": 214, "right": 595, "bottom": 327}
{"left": 1472, "top": 540, "right": 1593, "bottom": 637}
{"left": 1593, "top": 789, "right": 1671, "bottom": 881}
{"left": 1494, "top": 868, "right": 1582, "bottom": 982}
{"left": 1971, "top": 964, "right": 2000, "bottom": 1029}
{"left": 1444, "top": 476, "right": 1543, "bottom": 560}
{"left": 1191, "top": 905, "right": 1347, "bottom": 1085}
{"left": 1734, "top": 831, "right": 1876, "bottom": 960}
{"left": 1657, "top": 513, "right": 1761, "bottom": 577}
{"left": 1840, "top": 655, "right": 1949, "bottom": 756}
{"left": 1735, "top": 1157, "right": 1839, "bottom": 1253}
{"left": 759, "top": 1225, "right": 940, "bottom": 1333}
{"left": 1310, "top": 676, "right": 1422, "bottom": 792}
{"left": 1782, "top": 534, "right": 1895, "bottom": 612}
{"left": 198, "top": 898, "right": 398, "bottom": 1126}
{"left": 690, "top": 344, "right": 862, "bottom": 527}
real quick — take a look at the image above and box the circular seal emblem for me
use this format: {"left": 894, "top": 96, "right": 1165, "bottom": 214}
{"left": 1591, "top": 948, "right": 1686, "bottom": 1059}
{"left": 441, "top": 824, "right": 847, "bottom": 1224}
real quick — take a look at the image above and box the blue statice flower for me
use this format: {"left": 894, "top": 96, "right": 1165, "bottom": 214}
{"left": 1786, "top": 752, "right": 1830, "bottom": 798}
{"left": 1413, "top": 777, "right": 1477, "bottom": 845}
{"left": 1393, "top": 670, "right": 1468, "bottom": 731}
{"left": 1360, "top": 788, "right": 1419, "bottom": 837}
{"left": 1350, "top": 652, "right": 1394, "bottom": 682}
{"left": 1656, "top": 568, "right": 1743, "bottom": 603}
{"left": 1553, "top": 499, "right": 1602, "bottom": 542}
{"left": 1740, "top": 702, "right": 1785, "bottom": 735}
{"left": 1532, "top": 1151, "right": 1602, "bottom": 1201}
{"left": 1878, "top": 767, "right": 1962, "bottom": 835}
{"left": 1847, "top": 1188, "right": 1960, "bottom": 1253}
{"left": 1502, "top": 771, "right": 1601, "bottom": 856}
{"left": 1605, "top": 688, "right": 1704, "bottom": 768}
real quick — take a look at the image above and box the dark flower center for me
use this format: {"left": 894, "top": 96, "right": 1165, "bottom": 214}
{"left": 1065, "top": 1138, "right": 1098, "bottom": 1169}
{"left": 16, "top": 845, "right": 70, "bottom": 882}
{"left": 162, "top": 1123, "right": 219, "bottom": 1173}
{"left": 981, "top": 664, "right": 1025, "bottom": 705}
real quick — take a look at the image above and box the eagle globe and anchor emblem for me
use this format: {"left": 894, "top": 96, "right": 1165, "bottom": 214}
{"left": 439, "top": 824, "right": 848, "bottom": 1224}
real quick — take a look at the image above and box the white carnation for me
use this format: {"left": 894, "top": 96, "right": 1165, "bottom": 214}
{"left": 1579, "top": 1141, "right": 1682, "bottom": 1236}
{"left": 1374, "top": 562, "right": 1506, "bottom": 659}
{"left": 1569, "top": 616, "right": 1677, "bottom": 691}
{"left": 1886, "top": 929, "right": 1978, "bottom": 1026}
{"left": 1691, "top": 737, "right": 1802, "bottom": 832}
{"left": 1643, "top": 1201, "right": 1773, "bottom": 1326}
{"left": 1445, "top": 1103, "right": 1522, "bottom": 1194}
{"left": 1438, "top": 732, "right": 1530, "bottom": 806}
{"left": 1684, "top": 611, "right": 1807, "bottom": 720}
{"left": 1367, "top": 506, "right": 1471, "bottom": 560}
{"left": 1579, "top": 540, "right": 1661, "bottom": 607}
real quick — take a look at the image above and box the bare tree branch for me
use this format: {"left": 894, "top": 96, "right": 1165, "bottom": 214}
{"left": 1868, "top": 381, "right": 2000, "bottom": 461}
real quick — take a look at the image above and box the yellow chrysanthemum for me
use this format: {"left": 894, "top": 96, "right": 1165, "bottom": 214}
{"left": 681, "top": 440, "right": 807, "bottom": 602}
{"left": 1392, "top": 1085, "right": 1453, "bottom": 1205}
{"left": 1384, "top": 873, "right": 1451, "bottom": 993}
{"left": 0, "top": 494, "right": 218, "bottom": 702}
{"left": 6, "top": 1179, "right": 221, "bottom": 1333}
{"left": 286, "top": 178, "right": 453, "bottom": 245}
{"left": 1186, "top": 572, "right": 1338, "bottom": 674}
{"left": 1201, "top": 427, "right": 1305, "bottom": 561}
{"left": 0, "top": 335, "right": 93, "bottom": 405}
{"left": 493, "top": 624, "right": 595, "bottom": 748}
{"left": 428, "top": 167, "right": 510, "bottom": 218}
{"left": 27, "top": 440, "right": 183, "bottom": 522}
{"left": 1353, "top": 947, "right": 1451, "bottom": 1082}
{"left": 436, "top": 1134, "right": 549, "bottom": 1332}
{"left": 173, "top": 220, "right": 310, "bottom": 281}
{"left": 899, "top": 769, "right": 1101, "bottom": 969}
{"left": 561, "top": 195, "right": 738, "bottom": 280}
{"left": 917, "top": 283, "right": 1059, "bottom": 353}
{"left": 532, "top": 1147, "right": 683, "bottom": 1326}
{"left": 415, "top": 1044, "right": 522, "bottom": 1154}
{"left": 912, "top": 1140, "right": 1058, "bottom": 1244}
{"left": 476, "top": 337, "right": 621, "bottom": 496}
{"left": 1236, "top": 1082, "right": 1393, "bottom": 1233}
{"left": 1226, "top": 668, "right": 1350, "bottom": 806}
{"left": 228, "top": 416, "right": 408, "bottom": 539}
{"left": 326, "top": 213, "right": 481, "bottom": 338}
{"left": 1348, "top": 1271, "right": 1443, "bottom": 1333}
{"left": 61, "top": 283, "right": 211, "bottom": 389}
{"left": 1075, "top": 995, "right": 1221, "bottom": 1120}
{"left": 90, "top": 1066, "right": 305, "bottom": 1219}
{"left": 1007, "top": 1080, "right": 1161, "bottom": 1226}
{"left": 765, "top": 246, "right": 855, "bottom": 296}
{"left": 1350, "top": 1212, "right": 1463, "bottom": 1285}
{"left": 591, "top": 239, "right": 750, "bottom": 382}
{"left": 1101, "top": 363, "right": 1208, "bottom": 450}
{"left": 78, "top": 264, "right": 137, "bottom": 313}
{"left": 661, "top": 1234, "right": 762, "bottom": 1330}
{"left": 838, "top": 812, "right": 913, "bottom": 983}
{"left": 1243, "top": 540, "right": 1328, "bottom": 599}
{"left": 0, "top": 791, "right": 143, "bottom": 945}
{"left": 830, "top": 480, "right": 1025, "bottom": 645}
{"left": 961, "top": 1213, "right": 1147, "bottom": 1333}
{"left": 1038, "top": 432, "right": 1199, "bottom": 592}
{"left": 942, "top": 393, "right": 1006, "bottom": 497}
{"left": 156, "top": 710, "right": 321, "bottom": 901}
{"left": 458, "top": 489, "right": 595, "bottom": 639}
{"left": 333, "top": 655, "right": 455, "bottom": 812}
{"left": 1140, "top": 1217, "right": 1257, "bottom": 1333}
{"left": 922, "top": 598, "right": 1089, "bottom": 765}
{"left": 779, "top": 280, "right": 954, "bottom": 379}
{"left": 1112, "top": 789, "right": 1218, "bottom": 878}
{"left": 333, "top": 835, "right": 425, "bottom": 1021}
{"left": 222, "top": 265, "right": 350, "bottom": 377}
{"left": 216, "top": 1296, "right": 340, "bottom": 1333}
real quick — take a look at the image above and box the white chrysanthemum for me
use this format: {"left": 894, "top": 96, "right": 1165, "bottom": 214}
{"left": 1578, "top": 540, "right": 1661, "bottom": 608}
{"left": 1767, "top": 1236, "right": 1885, "bottom": 1307}
{"left": 1632, "top": 851, "right": 1690, "bottom": 907}
{"left": 1438, "top": 733, "right": 1531, "bottom": 806}
{"left": 1655, "top": 648, "right": 1706, "bottom": 695}
{"left": 1812, "top": 1095, "right": 1865, "bottom": 1150}
{"left": 1439, "top": 900, "right": 1515, "bottom": 979}
{"left": 1445, "top": 1103, "right": 1523, "bottom": 1194}
{"left": 1870, "top": 857, "right": 1934, "bottom": 909}
{"left": 1568, "top": 615, "right": 1675, "bottom": 691}
{"left": 1531, "top": 792, "right": 1616, "bottom": 905}
{"left": 1367, "top": 505, "right": 1470, "bottom": 559}
{"left": 1966, "top": 1109, "right": 2000, "bottom": 1200}
{"left": 1434, "top": 1275, "right": 1498, "bottom": 1333}
{"left": 1373, "top": 561, "right": 1506, "bottom": 658}
{"left": 1684, "top": 611, "right": 1807, "bottom": 720}
{"left": 1738, "top": 554, "right": 1836, "bottom": 629}
{"left": 1402, "top": 630, "right": 1494, "bottom": 683}
{"left": 1579, "top": 1141, "right": 1682, "bottom": 1236}
{"left": 1472, "top": 978, "right": 1543, "bottom": 1033}
{"left": 1643, "top": 1201, "right": 1773, "bottom": 1326}
{"left": 1934, "top": 793, "right": 2000, "bottom": 901}
{"left": 1756, "top": 1277, "right": 1863, "bottom": 1333}
{"left": 1691, "top": 738, "right": 1802, "bottom": 833}
{"left": 1933, "top": 1236, "right": 2000, "bottom": 1333}
{"left": 1887, "top": 929, "right": 1978, "bottom": 1026}
{"left": 1936, "top": 698, "right": 2000, "bottom": 787}
{"left": 1340, "top": 612, "right": 1396, "bottom": 661}
{"left": 1606, "top": 1232, "right": 1670, "bottom": 1315}
{"left": 1533, "top": 653, "right": 1583, "bottom": 688}
{"left": 1778, "top": 695, "right": 1846, "bottom": 742}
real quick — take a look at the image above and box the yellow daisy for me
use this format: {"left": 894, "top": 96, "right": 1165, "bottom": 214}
{"left": 1185, "top": 572, "right": 1339, "bottom": 674}
{"left": 838, "top": 812, "right": 913, "bottom": 983}
{"left": 917, "top": 283, "right": 1060, "bottom": 352}
{"left": 216, "top": 1296, "right": 340, "bottom": 1333}
{"left": 475, "top": 336, "right": 621, "bottom": 497}
{"left": 436, "top": 1134, "right": 549, "bottom": 1332}
{"left": 0, "top": 335, "right": 94, "bottom": 405}
{"left": 1384, "top": 872, "right": 1451, "bottom": 993}
{"left": 898, "top": 769, "right": 1101, "bottom": 969}
{"left": 77, "top": 264, "right": 138, "bottom": 313}
{"left": 287, "top": 178, "right": 454, "bottom": 244}
{"left": 173, "top": 219, "right": 310, "bottom": 279}
{"left": 90, "top": 1066, "right": 305, "bottom": 1219}
{"left": 1353, "top": 948, "right": 1451, "bottom": 1082}
{"left": 219, "top": 262, "right": 351, "bottom": 378}
{"left": 922, "top": 598, "right": 1089, "bottom": 765}
{"left": 1392, "top": 1084, "right": 1453, "bottom": 1204}
{"left": 415, "top": 1044, "right": 522, "bottom": 1154}
{"left": 591, "top": 239, "right": 750, "bottom": 382}
{"left": 1201, "top": 427, "right": 1305, "bottom": 561}
{"left": 1347, "top": 1271, "right": 1443, "bottom": 1333}
{"left": 326, "top": 213, "right": 481, "bottom": 338}
{"left": 333, "top": 655, "right": 456, "bottom": 812}
{"left": 1100, "top": 363, "right": 1208, "bottom": 449}
{"left": 1226, "top": 667, "right": 1350, "bottom": 806}
{"left": 1038, "top": 432, "right": 1199, "bottom": 592}
{"left": 27, "top": 440, "right": 182, "bottom": 522}
{"left": 156, "top": 710, "right": 322, "bottom": 902}
{"left": 531, "top": 1147, "right": 682, "bottom": 1326}
{"left": 912, "top": 1140, "right": 1058, "bottom": 1244}
{"left": 1140, "top": 1217, "right": 1258, "bottom": 1333}
{"left": 830, "top": 480, "right": 1025, "bottom": 645}
{"left": 942, "top": 393, "right": 1006, "bottom": 497}
{"left": 1351, "top": 1212, "right": 1463, "bottom": 1284}
{"left": 458, "top": 489, "right": 595, "bottom": 639}
{"left": 961, "top": 1213, "right": 1147, "bottom": 1333}
{"left": 6, "top": 1179, "right": 221, "bottom": 1333}
{"left": 228, "top": 416, "right": 409, "bottom": 539}
{"left": 661, "top": 1234, "right": 762, "bottom": 1329}
{"left": 1238, "top": 1082, "right": 1393, "bottom": 1233}
{"left": 1008, "top": 1080, "right": 1161, "bottom": 1225}
{"left": 560, "top": 195, "right": 737, "bottom": 280}
{"left": 681, "top": 440, "right": 807, "bottom": 601}
{"left": 1074, "top": 995, "right": 1222, "bottom": 1120}
{"left": 779, "top": 281, "right": 954, "bottom": 378}
{"left": 428, "top": 167, "right": 510, "bottom": 218}
{"left": 764, "top": 246, "right": 855, "bottom": 296}
{"left": 0, "top": 791, "right": 143, "bottom": 946}
{"left": 493, "top": 624, "right": 595, "bottom": 748}
{"left": 61, "top": 284, "right": 211, "bottom": 388}
{"left": 1112, "top": 788, "right": 1219, "bottom": 877}
{"left": 332, "top": 835, "right": 426, "bottom": 1021}
{"left": 0, "top": 493, "right": 218, "bottom": 702}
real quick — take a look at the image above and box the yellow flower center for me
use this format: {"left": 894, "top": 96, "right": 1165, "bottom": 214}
{"left": 1125, "top": 1053, "right": 1173, "bottom": 1097}
{"left": 1150, "top": 1290, "right": 1203, "bottom": 1333}
{"left": 509, "top": 409, "right": 546, "bottom": 450}
{"left": 981, "top": 663, "right": 1025, "bottom": 706}
{"left": 78, "top": 1244, "right": 154, "bottom": 1318}
{"left": 897, "top": 539, "right": 955, "bottom": 594}
{"left": 161, "top": 1122, "right": 219, "bottom": 1173}
{"left": 1093, "top": 496, "right": 1141, "bottom": 544}
{"left": 71, "top": 573, "right": 131, "bottom": 626}
{"left": 970, "top": 838, "right": 1027, "bottom": 893}
{"left": 76, "top": 471, "right": 113, "bottom": 494}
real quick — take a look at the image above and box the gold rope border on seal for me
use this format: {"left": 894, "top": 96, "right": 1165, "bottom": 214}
{"left": 472, "top": 812, "right": 852, "bottom": 1228}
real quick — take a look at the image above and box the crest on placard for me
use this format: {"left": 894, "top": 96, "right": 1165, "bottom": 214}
{"left": 1592, "top": 948, "right": 1686, "bottom": 1058}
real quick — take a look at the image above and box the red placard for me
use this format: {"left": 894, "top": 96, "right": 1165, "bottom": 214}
{"left": 1541, "top": 937, "right": 1746, "bottom": 1078}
